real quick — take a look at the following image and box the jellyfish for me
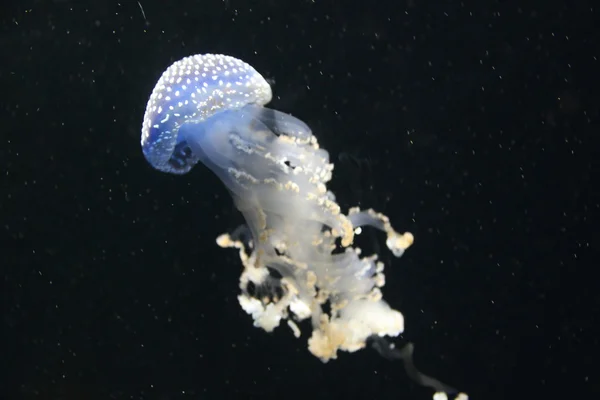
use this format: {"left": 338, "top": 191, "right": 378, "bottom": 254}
{"left": 141, "top": 54, "right": 467, "bottom": 400}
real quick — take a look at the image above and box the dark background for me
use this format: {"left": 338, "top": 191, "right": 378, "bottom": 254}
{"left": 2, "top": 0, "right": 598, "bottom": 399}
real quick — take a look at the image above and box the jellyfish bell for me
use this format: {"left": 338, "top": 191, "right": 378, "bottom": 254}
{"left": 141, "top": 54, "right": 272, "bottom": 174}
{"left": 141, "top": 53, "right": 467, "bottom": 400}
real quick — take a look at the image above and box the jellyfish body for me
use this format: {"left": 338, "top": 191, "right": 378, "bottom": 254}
{"left": 141, "top": 54, "right": 466, "bottom": 400}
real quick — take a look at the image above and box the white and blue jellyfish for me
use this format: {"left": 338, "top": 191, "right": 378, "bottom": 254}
{"left": 141, "top": 54, "right": 467, "bottom": 400}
